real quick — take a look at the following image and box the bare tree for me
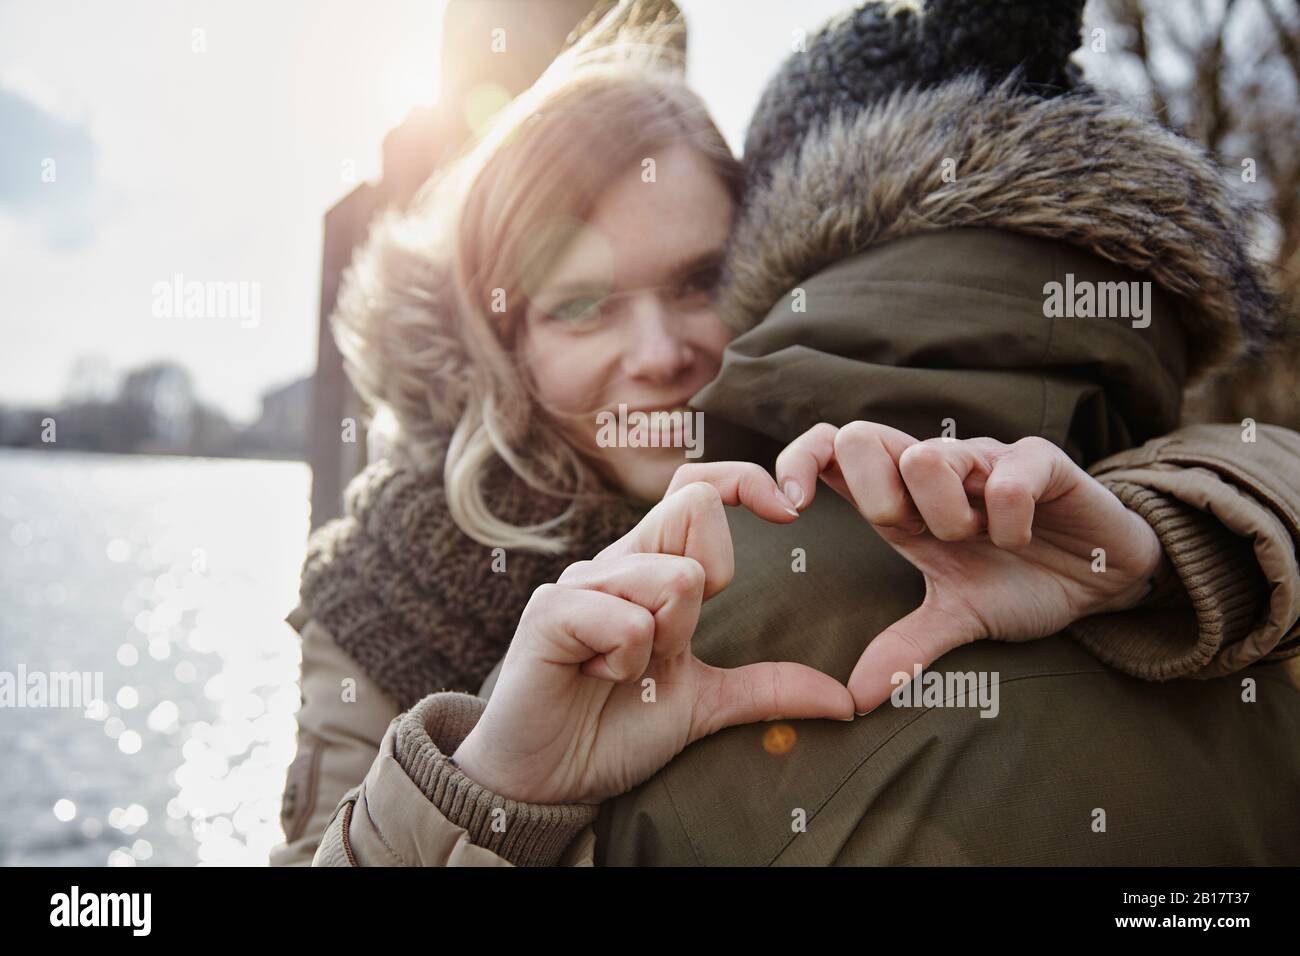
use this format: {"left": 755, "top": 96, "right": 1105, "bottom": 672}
{"left": 1096, "top": 0, "right": 1300, "bottom": 428}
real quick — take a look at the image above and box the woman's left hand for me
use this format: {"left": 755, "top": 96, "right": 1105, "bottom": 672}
{"left": 775, "top": 422, "right": 1167, "bottom": 714}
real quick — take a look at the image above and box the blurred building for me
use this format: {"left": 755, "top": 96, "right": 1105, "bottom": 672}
{"left": 120, "top": 362, "right": 197, "bottom": 452}
{"left": 247, "top": 376, "right": 312, "bottom": 460}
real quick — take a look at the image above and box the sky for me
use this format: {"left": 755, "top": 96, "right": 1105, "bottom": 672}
{"left": 0, "top": 0, "right": 1130, "bottom": 424}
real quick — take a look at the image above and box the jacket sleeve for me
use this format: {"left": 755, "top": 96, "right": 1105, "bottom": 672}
{"left": 312, "top": 691, "right": 599, "bottom": 867}
{"left": 1069, "top": 422, "right": 1300, "bottom": 680}
{"left": 269, "top": 612, "right": 403, "bottom": 866}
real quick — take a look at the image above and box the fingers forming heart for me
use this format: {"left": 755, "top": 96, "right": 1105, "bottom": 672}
{"left": 596, "top": 456, "right": 805, "bottom": 599}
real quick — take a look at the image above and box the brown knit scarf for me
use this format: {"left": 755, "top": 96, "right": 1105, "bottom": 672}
{"left": 296, "top": 449, "right": 648, "bottom": 710}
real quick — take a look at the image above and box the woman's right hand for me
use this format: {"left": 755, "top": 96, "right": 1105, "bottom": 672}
{"left": 451, "top": 470, "right": 855, "bottom": 805}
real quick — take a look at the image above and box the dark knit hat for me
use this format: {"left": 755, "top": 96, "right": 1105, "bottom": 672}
{"left": 743, "top": 0, "right": 1087, "bottom": 185}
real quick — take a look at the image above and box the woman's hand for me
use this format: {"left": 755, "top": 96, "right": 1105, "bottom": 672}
{"left": 451, "top": 472, "right": 854, "bottom": 805}
{"left": 776, "top": 422, "right": 1166, "bottom": 714}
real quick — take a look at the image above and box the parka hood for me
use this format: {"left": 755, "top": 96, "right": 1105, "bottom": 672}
{"left": 699, "top": 76, "right": 1284, "bottom": 462}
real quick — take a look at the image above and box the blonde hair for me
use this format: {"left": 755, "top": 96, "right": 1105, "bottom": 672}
{"left": 332, "top": 1, "right": 742, "bottom": 553}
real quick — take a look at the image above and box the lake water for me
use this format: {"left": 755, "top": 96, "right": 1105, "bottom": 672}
{"left": 0, "top": 449, "right": 311, "bottom": 866}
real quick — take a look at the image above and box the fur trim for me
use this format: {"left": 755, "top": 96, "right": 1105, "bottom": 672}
{"left": 331, "top": 203, "right": 471, "bottom": 460}
{"left": 721, "top": 76, "right": 1282, "bottom": 381}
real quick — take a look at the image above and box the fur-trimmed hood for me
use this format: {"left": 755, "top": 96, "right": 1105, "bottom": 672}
{"left": 717, "top": 76, "right": 1282, "bottom": 382}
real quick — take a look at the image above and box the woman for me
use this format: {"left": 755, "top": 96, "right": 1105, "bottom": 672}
{"left": 275, "top": 0, "right": 1300, "bottom": 866}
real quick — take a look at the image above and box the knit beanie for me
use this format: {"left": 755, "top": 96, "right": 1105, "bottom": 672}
{"left": 743, "top": 0, "right": 1087, "bottom": 186}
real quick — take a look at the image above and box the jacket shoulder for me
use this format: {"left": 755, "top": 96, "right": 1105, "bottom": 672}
{"left": 271, "top": 616, "right": 401, "bottom": 866}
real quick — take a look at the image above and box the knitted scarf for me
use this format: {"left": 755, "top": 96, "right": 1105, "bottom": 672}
{"left": 296, "top": 450, "right": 647, "bottom": 710}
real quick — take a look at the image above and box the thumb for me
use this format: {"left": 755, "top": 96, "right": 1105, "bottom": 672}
{"left": 848, "top": 601, "right": 980, "bottom": 715}
{"left": 694, "top": 661, "right": 855, "bottom": 738}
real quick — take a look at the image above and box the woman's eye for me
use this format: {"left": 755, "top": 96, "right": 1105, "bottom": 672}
{"left": 550, "top": 297, "right": 603, "bottom": 326}
{"left": 677, "top": 266, "right": 722, "bottom": 299}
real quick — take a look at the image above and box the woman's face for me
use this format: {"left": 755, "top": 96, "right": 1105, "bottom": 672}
{"left": 520, "top": 142, "right": 735, "bottom": 502}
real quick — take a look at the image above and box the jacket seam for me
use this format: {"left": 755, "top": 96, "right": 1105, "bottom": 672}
{"left": 285, "top": 731, "right": 325, "bottom": 843}
{"left": 659, "top": 774, "right": 705, "bottom": 866}
{"left": 338, "top": 801, "right": 358, "bottom": 867}
{"left": 1145, "top": 452, "right": 1300, "bottom": 538}
{"left": 360, "top": 790, "right": 411, "bottom": 867}
{"left": 1035, "top": 240, "right": 1058, "bottom": 436}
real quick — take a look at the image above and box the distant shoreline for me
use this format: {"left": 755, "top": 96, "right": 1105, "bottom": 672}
{"left": 0, "top": 446, "right": 308, "bottom": 466}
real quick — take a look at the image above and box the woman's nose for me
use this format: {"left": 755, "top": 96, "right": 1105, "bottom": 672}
{"left": 621, "top": 297, "right": 692, "bottom": 383}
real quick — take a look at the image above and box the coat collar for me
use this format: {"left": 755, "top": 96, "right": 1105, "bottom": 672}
{"left": 697, "top": 228, "right": 1189, "bottom": 464}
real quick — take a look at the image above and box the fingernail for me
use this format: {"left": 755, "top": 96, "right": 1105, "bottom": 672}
{"left": 836, "top": 715, "right": 855, "bottom": 722}
{"left": 774, "top": 488, "right": 800, "bottom": 517}
{"left": 782, "top": 479, "right": 805, "bottom": 509}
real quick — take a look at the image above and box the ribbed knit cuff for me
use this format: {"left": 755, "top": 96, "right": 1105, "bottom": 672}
{"left": 391, "top": 692, "right": 598, "bottom": 867}
{"left": 1066, "top": 486, "right": 1268, "bottom": 681}
{"left": 1136, "top": 548, "right": 1189, "bottom": 611}
{"left": 1067, "top": 480, "right": 1269, "bottom": 680}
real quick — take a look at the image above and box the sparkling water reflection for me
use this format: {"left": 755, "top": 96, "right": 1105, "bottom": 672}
{"left": 0, "top": 449, "right": 309, "bottom": 865}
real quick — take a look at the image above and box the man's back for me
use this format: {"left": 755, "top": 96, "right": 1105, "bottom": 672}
{"left": 594, "top": 495, "right": 1300, "bottom": 864}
